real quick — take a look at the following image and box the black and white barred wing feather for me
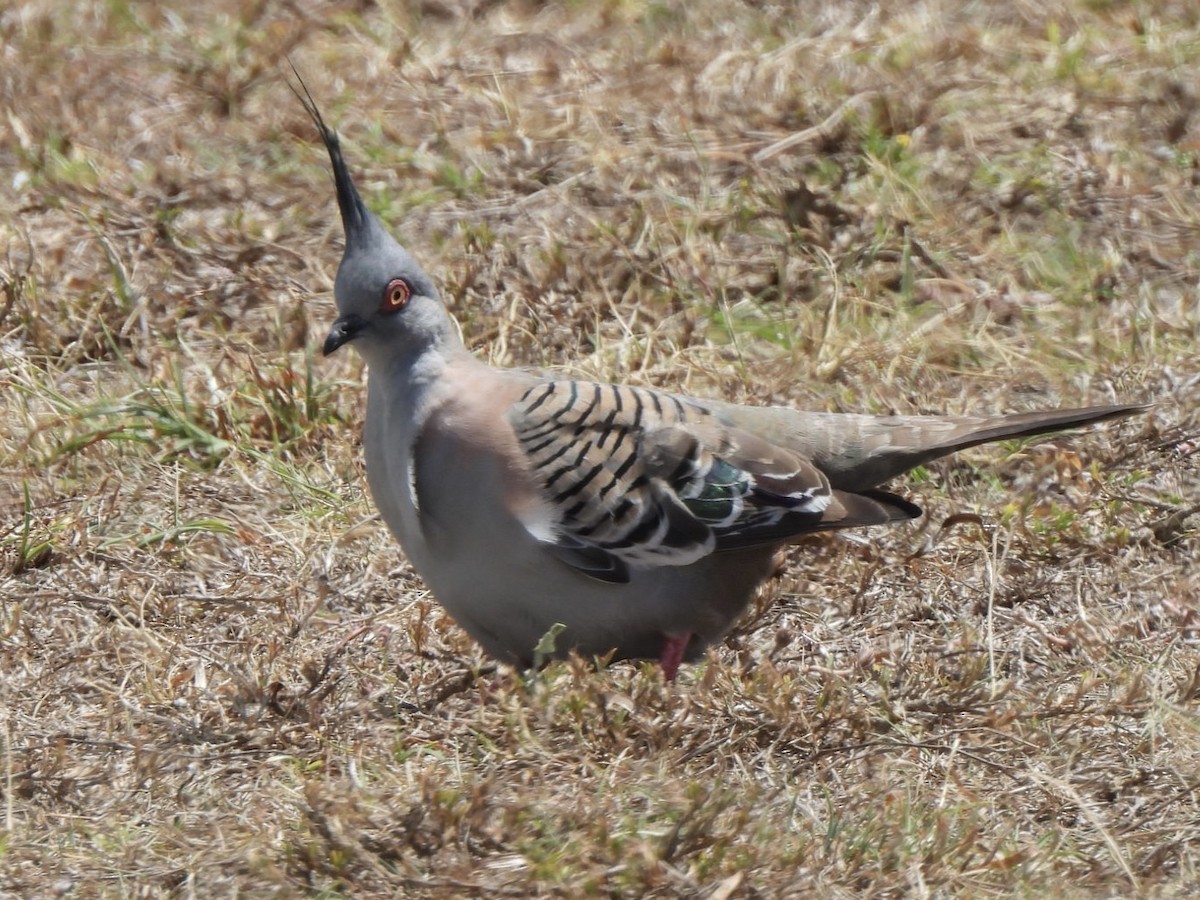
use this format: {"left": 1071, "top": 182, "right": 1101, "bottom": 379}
{"left": 507, "top": 380, "right": 921, "bottom": 584}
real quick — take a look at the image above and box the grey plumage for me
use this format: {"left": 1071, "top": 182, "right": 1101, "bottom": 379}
{"left": 295, "top": 82, "right": 1147, "bottom": 678}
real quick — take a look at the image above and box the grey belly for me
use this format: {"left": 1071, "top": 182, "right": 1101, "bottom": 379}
{"left": 414, "top": 522, "right": 778, "bottom": 665}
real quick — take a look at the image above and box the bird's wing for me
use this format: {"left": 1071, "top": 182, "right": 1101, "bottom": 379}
{"left": 506, "top": 380, "right": 919, "bottom": 583}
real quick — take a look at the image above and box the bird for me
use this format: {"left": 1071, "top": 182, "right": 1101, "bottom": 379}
{"left": 294, "top": 82, "right": 1146, "bottom": 680}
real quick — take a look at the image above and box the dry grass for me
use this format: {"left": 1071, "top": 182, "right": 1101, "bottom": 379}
{"left": 3, "top": 0, "right": 1200, "bottom": 895}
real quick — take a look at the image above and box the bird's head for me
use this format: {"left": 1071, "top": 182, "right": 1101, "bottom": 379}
{"left": 293, "top": 77, "right": 457, "bottom": 367}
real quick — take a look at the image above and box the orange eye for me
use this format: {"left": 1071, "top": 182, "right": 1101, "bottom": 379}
{"left": 381, "top": 278, "right": 412, "bottom": 313}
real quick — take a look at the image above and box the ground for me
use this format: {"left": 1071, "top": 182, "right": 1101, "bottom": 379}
{"left": 2, "top": 1, "right": 1200, "bottom": 896}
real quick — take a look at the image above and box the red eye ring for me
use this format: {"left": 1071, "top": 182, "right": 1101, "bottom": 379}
{"left": 381, "top": 278, "right": 412, "bottom": 313}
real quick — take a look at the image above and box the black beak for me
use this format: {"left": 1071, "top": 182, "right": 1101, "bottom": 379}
{"left": 323, "top": 314, "right": 367, "bottom": 356}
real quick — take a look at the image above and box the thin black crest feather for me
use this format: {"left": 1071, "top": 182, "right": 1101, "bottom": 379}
{"left": 287, "top": 62, "right": 371, "bottom": 249}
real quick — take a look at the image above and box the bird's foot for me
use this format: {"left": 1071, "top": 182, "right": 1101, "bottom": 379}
{"left": 659, "top": 632, "right": 693, "bottom": 681}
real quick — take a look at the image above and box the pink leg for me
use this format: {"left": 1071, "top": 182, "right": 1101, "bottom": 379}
{"left": 659, "top": 632, "right": 693, "bottom": 681}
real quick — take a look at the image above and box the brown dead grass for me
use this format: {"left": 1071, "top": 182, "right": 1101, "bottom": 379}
{"left": 2, "top": 0, "right": 1200, "bottom": 896}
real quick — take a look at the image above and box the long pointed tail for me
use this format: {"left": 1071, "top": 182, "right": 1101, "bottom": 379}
{"left": 712, "top": 402, "right": 1149, "bottom": 492}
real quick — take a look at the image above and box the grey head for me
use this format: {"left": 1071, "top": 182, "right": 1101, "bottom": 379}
{"left": 291, "top": 75, "right": 458, "bottom": 367}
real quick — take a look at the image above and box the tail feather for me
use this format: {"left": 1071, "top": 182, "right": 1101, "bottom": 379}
{"left": 711, "top": 402, "right": 1149, "bottom": 492}
{"left": 922, "top": 405, "right": 1149, "bottom": 453}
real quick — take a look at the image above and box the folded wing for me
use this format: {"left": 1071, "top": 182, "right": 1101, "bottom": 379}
{"left": 507, "top": 381, "right": 921, "bottom": 583}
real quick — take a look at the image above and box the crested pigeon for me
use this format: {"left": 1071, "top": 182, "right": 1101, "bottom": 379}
{"left": 296, "top": 85, "right": 1145, "bottom": 679}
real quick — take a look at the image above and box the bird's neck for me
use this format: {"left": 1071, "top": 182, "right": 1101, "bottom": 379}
{"left": 365, "top": 341, "right": 478, "bottom": 429}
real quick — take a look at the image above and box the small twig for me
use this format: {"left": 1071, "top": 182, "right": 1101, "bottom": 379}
{"left": 753, "top": 91, "right": 879, "bottom": 162}
{"left": 1146, "top": 503, "right": 1200, "bottom": 546}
